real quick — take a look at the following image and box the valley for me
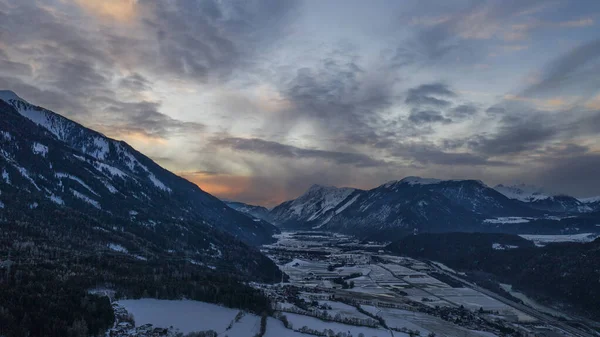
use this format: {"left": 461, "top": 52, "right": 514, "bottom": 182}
{"left": 107, "top": 231, "right": 598, "bottom": 336}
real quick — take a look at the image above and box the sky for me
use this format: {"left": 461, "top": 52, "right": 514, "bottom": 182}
{"left": 1, "top": 0, "right": 600, "bottom": 206}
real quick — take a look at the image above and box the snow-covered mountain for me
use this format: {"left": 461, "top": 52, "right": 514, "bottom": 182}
{"left": 0, "top": 90, "right": 278, "bottom": 248}
{"left": 269, "top": 177, "right": 600, "bottom": 240}
{"left": 270, "top": 184, "right": 359, "bottom": 229}
{"left": 225, "top": 201, "right": 272, "bottom": 222}
{"left": 494, "top": 183, "right": 549, "bottom": 202}
{"left": 494, "top": 183, "right": 592, "bottom": 213}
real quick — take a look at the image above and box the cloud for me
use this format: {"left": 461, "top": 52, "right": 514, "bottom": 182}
{"left": 405, "top": 83, "right": 455, "bottom": 108}
{"left": 211, "top": 137, "right": 387, "bottom": 168}
{"left": 73, "top": 0, "right": 138, "bottom": 22}
{"left": 449, "top": 104, "right": 478, "bottom": 118}
{"left": 89, "top": 97, "right": 205, "bottom": 138}
{"left": 523, "top": 38, "right": 600, "bottom": 98}
{"left": 408, "top": 110, "right": 452, "bottom": 124}
{"left": 558, "top": 18, "right": 594, "bottom": 28}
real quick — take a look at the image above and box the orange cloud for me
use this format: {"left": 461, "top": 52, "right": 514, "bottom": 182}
{"left": 178, "top": 171, "right": 291, "bottom": 207}
{"left": 585, "top": 95, "right": 600, "bottom": 110}
{"left": 504, "top": 95, "right": 571, "bottom": 110}
{"left": 179, "top": 171, "right": 252, "bottom": 199}
{"left": 73, "top": 0, "right": 137, "bottom": 22}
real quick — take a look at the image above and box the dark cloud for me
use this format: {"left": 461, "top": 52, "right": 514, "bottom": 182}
{"left": 211, "top": 137, "right": 386, "bottom": 168}
{"left": 390, "top": 142, "right": 511, "bottom": 167}
{"left": 119, "top": 73, "right": 152, "bottom": 92}
{"left": 275, "top": 52, "right": 399, "bottom": 146}
{"left": 142, "top": 0, "right": 298, "bottom": 82}
{"left": 485, "top": 106, "right": 506, "bottom": 115}
{"left": 391, "top": 0, "right": 551, "bottom": 67}
{"left": 405, "top": 83, "right": 455, "bottom": 108}
{"left": 523, "top": 38, "right": 600, "bottom": 98}
{"left": 449, "top": 104, "right": 478, "bottom": 118}
{"left": 90, "top": 97, "right": 205, "bottom": 137}
{"left": 408, "top": 110, "right": 452, "bottom": 124}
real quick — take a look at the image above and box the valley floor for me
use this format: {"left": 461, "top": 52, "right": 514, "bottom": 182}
{"left": 106, "top": 231, "right": 598, "bottom": 337}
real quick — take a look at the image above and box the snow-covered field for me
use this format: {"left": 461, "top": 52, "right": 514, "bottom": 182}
{"left": 283, "top": 312, "right": 393, "bottom": 337}
{"left": 360, "top": 305, "right": 498, "bottom": 337}
{"left": 519, "top": 233, "right": 599, "bottom": 246}
{"left": 117, "top": 299, "right": 246, "bottom": 335}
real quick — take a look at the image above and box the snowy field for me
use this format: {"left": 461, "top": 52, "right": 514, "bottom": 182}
{"left": 360, "top": 305, "right": 498, "bottom": 337}
{"left": 283, "top": 312, "right": 396, "bottom": 337}
{"left": 117, "top": 299, "right": 248, "bottom": 335}
{"left": 519, "top": 233, "right": 599, "bottom": 246}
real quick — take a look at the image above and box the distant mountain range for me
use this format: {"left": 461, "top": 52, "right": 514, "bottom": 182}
{"left": 229, "top": 177, "right": 600, "bottom": 241}
{"left": 0, "top": 90, "right": 280, "bottom": 280}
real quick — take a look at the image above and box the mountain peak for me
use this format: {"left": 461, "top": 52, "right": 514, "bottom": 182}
{"left": 0, "top": 90, "right": 22, "bottom": 103}
{"left": 494, "top": 183, "right": 549, "bottom": 202}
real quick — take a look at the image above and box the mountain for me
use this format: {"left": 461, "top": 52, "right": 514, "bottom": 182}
{"left": 321, "top": 178, "right": 486, "bottom": 240}
{"left": 269, "top": 177, "right": 549, "bottom": 240}
{"left": 0, "top": 90, "right": 284, "bottom": 336}
{"left": 494, "top": 183, "right": 592, "bottom": 213}
{"left": 0, "top": 90, "right": 278, "bottom": 246}
{"left": 0, "top": 89, "right": 283, "bottom": 280}
{"left": 580, "top": 196, "right": 600, "bottom": 212}
{"left": 493, "top": 183, "right": 548, "bottom": 202}
{"left": 270, "top": 184, "right": 358, "bottom": 229}
{"left": 225, "top": 201, "right": 272, "bottom": 222}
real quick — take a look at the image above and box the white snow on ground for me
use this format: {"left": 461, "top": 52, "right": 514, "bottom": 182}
{"left": 107, "top": 243, "right": 128, "bottom": 253}
{"left": 499, "top": 284, "right": 570, "bottom": 319}
{"left": 148, "top": 172, "right": 171, "bottom": 192}
{"left": 2, "top": 168, "right": 9, "bottom": 184}
{"left": 48, "top": 194, "right": 64, "bottom": 205}
{"left": 117, "top": 299, "right": 242, "bottom": 334}
{"left": 0, "top": 201, "right": 4, "bottom": 209}
{"left": 32, "top": 142, "right": 48, "bottom": 157}
{"left": 398, "top": 176, "right": 442, "bottom": 186}
{"left": 264, "top": 317, "right": 314, "bottom": 337}
{"left": 335, "top": 194, "right": 360, "bottom": 214}
{"left": 14, "top": 165, "right": 41, "bottom": 191}
{"left": 102, "top": 180, "right": 118, "bottom": 193}
{"left": 492, "top": 243, "right": 519, "bottom": 250}
{"left": 71, "top": 189, "right": 101, "bottom": 209}
{"left": 29, "top": 202, "right": 38, "bottom": 209}
{"left": 93, "top": 161, "right": 128, "bottom": 178}
{"left": 484, "top": 217, "right": 531, "bottom": 224}
{"left": 519, "top": 233, "right": 599, "bottom": 246}
{"left": 56, "top": 173, "right": 99, "bottom": 196}
{"left": 283, "top": 312, "right": 392, "bottom": 336}
{"left": 1, "top": 130, "right": 11, "bottom": 141}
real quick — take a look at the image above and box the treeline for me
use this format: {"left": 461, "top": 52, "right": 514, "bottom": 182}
{"left": 388, "top": 232, "right": 600, "bottom": 318}
{"left": 0, "top": 207, "right": 273, "bottom": 337}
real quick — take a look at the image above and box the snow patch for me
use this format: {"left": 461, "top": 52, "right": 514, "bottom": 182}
{"left": 148, "top": 172, "right": 171, "bottom": 192}
{"left": 71, "top": 189, "right": 101, "bottom": 209}
{"left": 0, "top": 131, "right": 11, "bottom": 141}
{"left": 48, "top": 194, "right": 64, "bottom": 205}
{"left": 107, "top": 243, "right": 128, "bottom": 253}
{"left": 519, "top": 233, "right": 599, "bottom": 246}
{"left": 335, "top": 194, "right": 360, "bottom": 214}
{"left": 32, "top": 142, "right": 48, "bottom": 157}
{"left": 492, "top": 243, "right": 519, "bottom": 250}
{"left": 484, "top": 217, "right": 531, "bottom": 224}
{"left": 56, "top": 173, "right": 99, "bottom": 196}
{"left": 2, "top": 168, "right": 9, "bottom": 184}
